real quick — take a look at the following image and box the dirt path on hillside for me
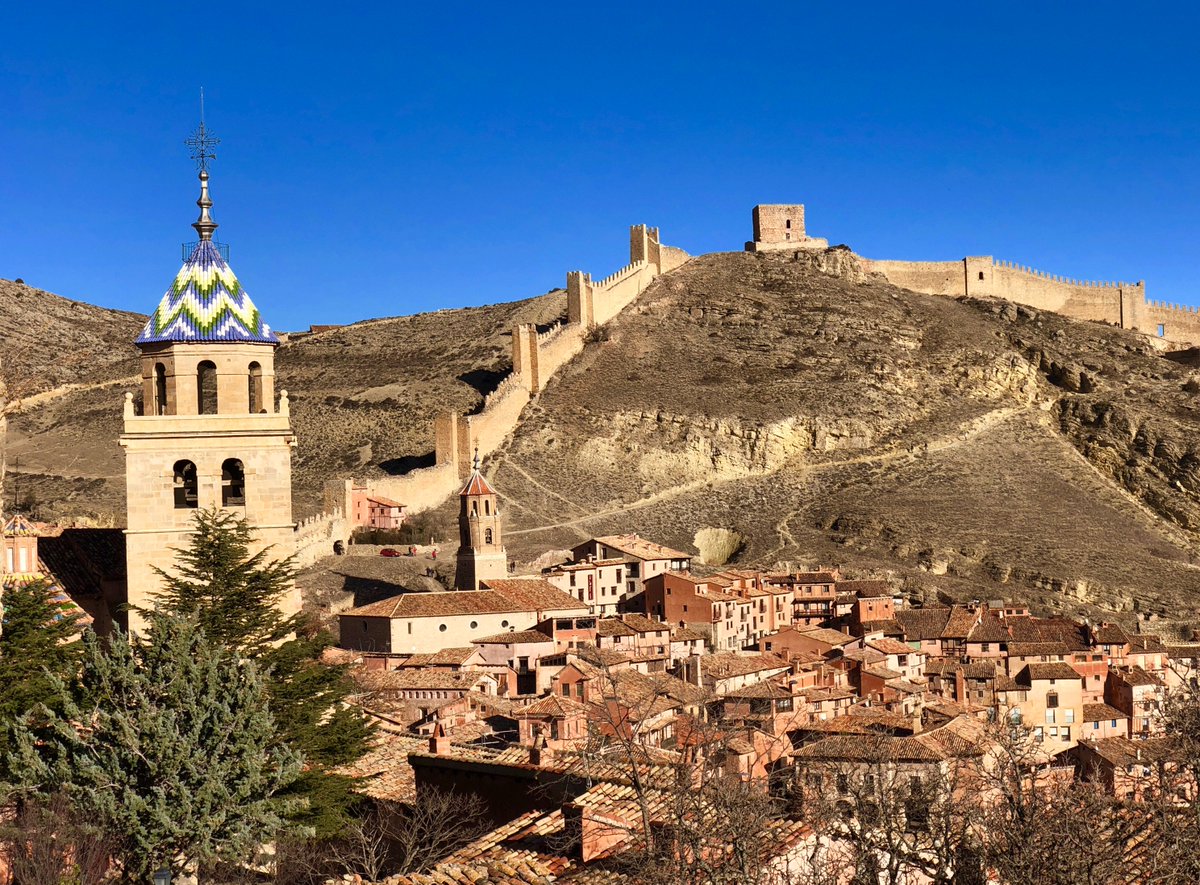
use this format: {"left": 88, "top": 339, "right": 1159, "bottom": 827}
{"left": 506, "top": 403, "right": 1033, "bottom": 541}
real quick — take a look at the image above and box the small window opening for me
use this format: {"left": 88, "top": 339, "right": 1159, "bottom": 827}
{"left": 785, "top": 219, "right": 792, "bottom": 230}
{"left": 248, "top": 361, "right": 264, "bottom": 413}
{"left": 198, "top": 360, "right": 218, "bottom": 414}
{"left": 484, "top": 499, "right": 490, "bottom": 515}
{"left": 173, "top": 460, "right": 199, "bottom": 509}
{"left": 978, "top": 271, "right": 985, "bottom": 280}
{"left": 471, "top": 501, "right": 478, "bottom": 517}
{"left": 154, "top": 363, "right": 168, "bottom": 415}
{"left": 485, "top": 528, "right": 493, "bottom": 544}
{"left": 221, "top": 458, "right": 246, "bottom": 506}
{"left": 1158, "top": 324, "right": 1166, "bottom": 338}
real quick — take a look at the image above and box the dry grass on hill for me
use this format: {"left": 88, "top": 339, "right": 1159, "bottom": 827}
{"left": 484, "top": 250, "right": 1200, "bottom": 624}
{"left": 10, "top": 245, "right": 1200, "bottom": 626}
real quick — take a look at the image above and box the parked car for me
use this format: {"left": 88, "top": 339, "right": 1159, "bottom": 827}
{"left": 380, "top": 548, "right": 400, "bottom": 557}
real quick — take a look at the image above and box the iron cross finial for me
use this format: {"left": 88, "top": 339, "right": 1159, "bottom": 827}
{"left": 185, "top": 87, "right": 220, "bottom": 172}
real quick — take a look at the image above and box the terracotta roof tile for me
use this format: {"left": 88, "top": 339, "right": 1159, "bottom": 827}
{"left": 895, "top": 607, "right": 952, "bottom": 641}
{"left": 590, "top": 534, "right": 691, "bottom": 561}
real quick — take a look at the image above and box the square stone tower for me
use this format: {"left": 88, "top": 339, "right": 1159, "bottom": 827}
{"left": 746, "top": 204, "right": 828, "bottom": 252}
{"left": 753, "top": 204, "right": 806, "bottom": 243}
{"left": 120, "top": 167, "right": 299, "bottom": 633}
{"left": 454, "top": 453, "right": 509, "bottom": 591}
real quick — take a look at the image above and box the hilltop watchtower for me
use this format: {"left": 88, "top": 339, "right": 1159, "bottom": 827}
{"left": 746, "top": 204, "right": 828, "bottom": 252}
{"left": 120, "top": 148, "right": 299, "bottom": 632}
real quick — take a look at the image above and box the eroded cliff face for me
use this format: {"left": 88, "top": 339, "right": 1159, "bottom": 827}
{"left": 493, "top": 250, "right": 1200, "bottom": 625}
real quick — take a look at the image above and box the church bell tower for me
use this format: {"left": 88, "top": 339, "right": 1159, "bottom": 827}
{"left": 454, "top": 452, "right": 509, "bottom": 591}
{"left": 120, "top": 119, "right": 299, "bottom": 632}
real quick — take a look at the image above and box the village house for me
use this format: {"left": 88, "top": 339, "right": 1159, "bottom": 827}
{"left": 642, "top": 570, "right": 751, "bottom": 651}
{"left": 766, "top": 569, "right": 839, "bottom": 627}
{"left": 1083, "top": 702, "right": 1130, "bottom": 740}
{"left": 570, "top": 534, "right": 692, "bottom": 599}
{"left": 759, "top": 624, "right": 854, "bottom": 661}
{"left": 1010, "top": 662, "right": 1085, "bottom": 752}
{"left": 337, "top": 579, "right": 588, "bottom": 657}
{"left": 350, "top": 485, "right": 407, "bottom": 530}
{"left": 1106, "top": 665, "right": 1166, "bottom": 737}
{"left": 542, "top": 557, "right": 627, "bottom": 615}
{"left": 1075, "top": 736, "right": 1183, "bottom": 802}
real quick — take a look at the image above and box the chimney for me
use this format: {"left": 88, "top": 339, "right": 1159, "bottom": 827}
{"left": 429, "top": 722, "right": 450, "bottom": 755}
{"left": 530, "top": 732, "right": 548, "bottom": 766}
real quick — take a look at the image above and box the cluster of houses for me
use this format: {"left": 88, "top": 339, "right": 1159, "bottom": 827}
{"left": 326, "top": 466, "right": 1200, "bottom": 883}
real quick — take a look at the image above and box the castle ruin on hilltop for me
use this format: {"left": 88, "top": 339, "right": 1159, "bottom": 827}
{"left": 748, "top": 204, "right": 1200, "bottom": 348}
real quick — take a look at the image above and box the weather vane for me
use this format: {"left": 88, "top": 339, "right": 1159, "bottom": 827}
{"left": 184, "top": 87, "right": 220, "bottom": 172}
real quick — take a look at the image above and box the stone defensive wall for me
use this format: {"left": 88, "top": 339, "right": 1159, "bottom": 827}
{"left": 861, "top": 256, "right": 1200, "bottom": 347}
{"left": 293, "top": 507, "right": 350, "bottom": 567}
{"left": 335, "top": 225, "right": 689, "bottom": 516}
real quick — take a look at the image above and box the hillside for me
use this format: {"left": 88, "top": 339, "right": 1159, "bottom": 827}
{"left": 0, "top": 276, "right": 564, "bottom": 520}
{"left": 9, "top": 247, "right": 1200, "bottom": 626}
{"left": 480, "top": 249, "right": 1200, "bottom": 625}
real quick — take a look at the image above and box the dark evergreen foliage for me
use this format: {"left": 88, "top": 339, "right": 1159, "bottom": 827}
{"left": 0, "top": 578, "right": 83, "bottom": 775}
{"left": 149, "top": 508, "right": 373, "bottom": 837}
{"left": 5, "top": 615, "right": 301, "bottom": 882}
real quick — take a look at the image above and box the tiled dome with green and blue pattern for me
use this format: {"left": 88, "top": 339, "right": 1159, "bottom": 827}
{"left": 136, "top": 240, "right": 278, "bottom": 344}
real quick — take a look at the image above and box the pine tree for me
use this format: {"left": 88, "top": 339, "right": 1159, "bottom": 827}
{"left": 0, "top": 578, "right": 83, "bottom": 774}
{"left": 4, "top": 614, "right": 301, "bottom": 882}
{"left": 149, "top": 508, "right": 372, "bottom": 837}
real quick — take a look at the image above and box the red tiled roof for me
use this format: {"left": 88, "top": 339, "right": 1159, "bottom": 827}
{"left": 589, "top": 534, "right": 691, "bottom": 561}
{"left": 473, "top": 629, "right": 554, "bottom": 645}
{"left": 481, "top": 579, "right": 588, "bottom": 613}
{"left": 460, "top": 468, "right": 496, "bottom": 497}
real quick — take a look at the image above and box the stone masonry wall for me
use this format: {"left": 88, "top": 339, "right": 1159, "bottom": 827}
{"left": 862, "top": 255, "right": 1199, "bottom": 347}
{"left": 351, "top": 225, "right": 689, "bottom": 516}
{"left": 293, "top": 508, "right": 350, "bottom": 568}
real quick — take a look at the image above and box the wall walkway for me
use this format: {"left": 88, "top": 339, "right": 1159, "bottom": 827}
{"left": 328, "top": 225, "right": 689, "bottom": 519}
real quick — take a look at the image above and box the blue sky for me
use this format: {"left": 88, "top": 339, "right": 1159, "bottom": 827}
{"left": 3, "top": 2, "right": 1199, "bottom": 330}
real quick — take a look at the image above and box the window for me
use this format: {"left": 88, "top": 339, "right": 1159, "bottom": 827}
{"left": 173, "top": 460, "right": 199, "bottom": 509}
{"left": 978, "top": 271, "right": 985, "bottom": 280}
{"left": 1047, "top": 692, "right": 1058, "bottom": 708}
{"left": 248, "top": 361, "right": 264, "bottom": 413}
{"left": 981, "top": 643, "right": 990, "bottom": 653}
{"left": 561, "top": 684, "right": 570, "bottom": 697}
{"left": 785, "top": 219, "right": 792, "bottom": 230}
{"left": 1093, "top": 721, "right": 1100, "bottom": 730}
{"left": 221, "top": 459, "right": 246, "bottom": 506}
{"left": 485, "top": 528, "right": 493, "bottom": 544}
{"left": 154, "top": 362, "right": 168, "bottom": 415}
{"left": 484, "top": 499, "right": 490, "bottom": 515}
{"left": 197, "top": 360, "right": 218, "bottom": 414}
{"left": 1158, "top": 324, "right": 1166, "bottom": 337}
{"left": 1045, "top": 709, "right": 1056, "bottom": 724}
{"left": 1064, "top": 709, "right": 1075, "bottom": 724}
{"left": 569, "top": 573, "right": 576, "bottom": 587}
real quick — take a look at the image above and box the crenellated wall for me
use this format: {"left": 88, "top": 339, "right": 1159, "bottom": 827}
{"left": 293, "top": 508, "right": 350, "bottom": 567}
{"left": 344, "top": 224, "right": 689, "bottom": 517}
{"left": 861, "top": 254, "right": 1200, "bottom": 346}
